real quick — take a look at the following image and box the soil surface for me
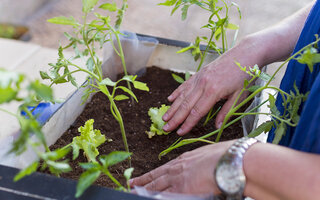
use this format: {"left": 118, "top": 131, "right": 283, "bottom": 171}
{"left": 48, "top": 66, "right": 247, "bottom": 188}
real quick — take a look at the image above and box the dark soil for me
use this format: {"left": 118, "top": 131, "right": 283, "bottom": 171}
{"left": 48, "top": 66, "right": 246, "bottom": 188}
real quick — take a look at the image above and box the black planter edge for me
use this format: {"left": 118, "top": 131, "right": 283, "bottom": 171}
{"left": 0, "top": 164, "right": 154, "bottom": 200}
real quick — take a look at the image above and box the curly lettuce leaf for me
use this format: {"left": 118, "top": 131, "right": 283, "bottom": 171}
{"left": 72, "top": 119, "right": 106, "bottom": 162}
{"left": 146, "top": 105, "right": 171, "bottom": 138}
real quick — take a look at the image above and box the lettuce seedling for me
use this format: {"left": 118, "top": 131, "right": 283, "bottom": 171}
{"left": 72, "top": 119, "right": 106, "bottom": 162}
{"left": 146, "top": 104, "right": 171, "bottom": 138}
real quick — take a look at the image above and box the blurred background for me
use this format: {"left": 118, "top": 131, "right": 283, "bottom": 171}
{"left": 0, "top": 0, "right": 313, "bottom": 48}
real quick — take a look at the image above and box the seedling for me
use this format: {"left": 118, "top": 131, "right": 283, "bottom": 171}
{"left": 146, "top": 104, "right": 171, "bottom": 138}
{"left": 41, "top": 0, "right": 149, "bottom": 156}
{"left": 159, "top": 36, "right": 320, "bottom": 157}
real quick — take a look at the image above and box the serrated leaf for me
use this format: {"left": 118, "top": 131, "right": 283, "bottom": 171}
{"left": 47, "top": 16, "right": 79, "bottom": 26}
{"left": 172, "top": 73, "right": 184, "bottom": 84}
{"left": 248, "top": 121, "right": 273, "bottom": 138}
{"left": 99, "top": 151, "right": 131, "bottom": 167}
{"left": 76, "top": 169, "right": 101, "bottom": 198}
{"left": 272, "top": 122, "right": 287, "bottom": 144}
{"left": 181, "top": 5, "right": 190, "bottom": 20}
{"left": 14, "top": 161, "right": 39, "bottom": 182}
{"left": 114, "top": 95, "right": 129, "bottom": 101}
{"left": 158, "top": 0, "right": 177, "bottom": 6}
{"left": 259, "top": 72, "right": 272, "bottom": 82}
{"left": 99, "top": 2, "right": 117, "bottom": 12}
{"left": 39, "top": 71, "right": 51, "bottom": 80}
{"left": 147, "top": 105, "right": 171, "bottom": 138}
{"left": 72, "top": 119, "right": 106, "bottom": 162}
{"left": 86, "top": 57, "right": 95, "bottom": 72}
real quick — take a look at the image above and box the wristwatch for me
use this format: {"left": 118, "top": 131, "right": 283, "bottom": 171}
{"left": 214, "top": 137, "right": 259, "bottom": 200}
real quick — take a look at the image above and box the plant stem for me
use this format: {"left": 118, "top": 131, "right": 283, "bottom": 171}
{"left": 104, "top": 169, "right": 125, "bottom": 189}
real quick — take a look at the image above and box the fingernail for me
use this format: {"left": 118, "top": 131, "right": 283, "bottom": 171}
{"left": 217, "top": 122, "right": 222, "bottom": 129}
{"left": 177, "top": 128, "right": 183, "bottom": 135}
{"left": 163, "top": 113, "right": 168, "bottom": 121}
{"left": 168, "top": 95, "right": 173, "bottom": 101}
{"left": 163, "top": 124, "right": 169, "bottom": 131}
{"left": 129, "top": 179, "right": 134, "bottom": 185}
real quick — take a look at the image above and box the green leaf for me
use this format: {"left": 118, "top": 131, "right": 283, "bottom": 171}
{"left": 185, "top": 71, "right": 191, "bottom": 81}
{"left": 226, "top": 23, "right": 239, "bottom": 30}
{"left": 0, "top": 87, "right": 17, "bottom": 103}
{"left": 99, "top": 2, "right": 117, "bottom": 12}
{"left": 117, "top": 86, "right": 138, "bottom": 102}
{"left": 296, "top": 47, "right": 320, "bottom": 73}
{"left": 172, "top": 73, "right": 184, "bottom": 84}
{"left": 86, "top": 57, "right": 95, "bottom": 72}
{"left": 82, "top": 0, "right": 99, "bottom": 13}
{"left": 114, "top": 95, "right": 129, "bottom": 101}
{"left": 47, "top": 160, "right": 72, "bottom": 174}
{"left": 72, "top": 119, "right": 106, "bottom": 162}
{"left": 147, "top": 105, "right": 171, "bottom": 138}
{"left": 100, "top": 78, "right": 116, "bottom": 86}
{"left": 124, "top": 167, "right": 134, "bottom": 181}
{"left": 248, "top": 121, "right": 273, "bottom": 138}
{"left": 76, "top": 169, "right": 101, "bottom": 198}
{"left": 29, "top": 80, "right": 53, "bottom": 102}
{"left": 99, "top": 151, "right": 132, "bottom": 167}
{"left": 176, "top": 45, "right": 193, "bottom": 54}
{"left": 158, "top": 0, "right": 177, "bottom": 6}
{"left": 259, "top": 72, "right": 272, "bottom": 82}
{"left": 14, "top": 161, "right": 39, "bottom": 182}
{"left": 133, "top": 81, "right": 149, "bottom": 91}
{"left": 272, "top": 122, "right": 287, "bottom": 144}
{"left": 181, "top": 5, "right": 190, "bottom": 20}
{"left": 39, "top": 71, "right": 51, "bottom": 80}
{"left": 47, "top": 16, "right": 79, "bottom": 26}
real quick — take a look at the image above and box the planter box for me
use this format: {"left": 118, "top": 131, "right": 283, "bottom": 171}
{"left": 0, "top": 33, "right": 263, "bottom": 199}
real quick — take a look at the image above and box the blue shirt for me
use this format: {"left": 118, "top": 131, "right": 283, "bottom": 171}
{"left": 267, "top": 0, "right": 320, "bottom": 153}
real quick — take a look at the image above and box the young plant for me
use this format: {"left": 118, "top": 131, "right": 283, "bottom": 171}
{"left": 160, "top": 0, "right": 241, "bottom": 71}
{"left": 161, "top": 0, "right": 241, "bottom": 124}
{"left": 146, "top": 104, "right": 171, "bottom": 138}
{"left": 76, "top": 151, "right": 133, "bottom": 197}
{"left": 159, "top": 35, "right": 320, "bottom": 158}
{"left": 41, "top": 0, "right": 149, "bottom": 156}
{"left": 71, "top": 119, "right": 106, "bottom": 162}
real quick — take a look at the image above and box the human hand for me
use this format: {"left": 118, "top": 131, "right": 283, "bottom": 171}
{"left": 162, "top": 50, "right": 252, "bottom": 135}
{"left": 130, "top": 140, "right": 234, "bottom": 194}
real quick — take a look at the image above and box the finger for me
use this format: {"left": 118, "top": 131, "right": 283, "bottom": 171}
{"left": 163, "top": 87, "right": 203, "bottom": 132}
{"left": 215, "top": 91, "right": 248, "bottom": 128}
{"left": 177, "top": 91, "right": 219, "bottom": 135}
{"left": 130, "top": 165, "right": 169, "bottom": 187}
{"left": 167, "top": 75, "right": 195, "bottom": 102}
{"left": 144, "top": 174, "right": 171, "bottom": 192}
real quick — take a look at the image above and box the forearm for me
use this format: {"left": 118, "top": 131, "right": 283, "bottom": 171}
{"left": 243, "top": 142, "right": 320, "bottom": 199}
{"left": 228, "top": 1, "right": 314, "bottom": 69}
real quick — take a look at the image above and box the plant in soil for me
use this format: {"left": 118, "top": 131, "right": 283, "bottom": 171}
{"left": 160, "top": 36, "right": 320, "bottom": 157}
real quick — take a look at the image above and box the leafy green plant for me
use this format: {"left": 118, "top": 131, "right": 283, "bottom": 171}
{"left": 72, "top": 119, "right": 106, "bottom": 162}
{"left": 161, "top": 0, "right": 241, "bottom": 124}
{"left": 160, "top": 0, "right": 241, "bottom": 71}
{"left": 146, "top": 104, "right": 171, "bottom": 138}
{"left": 41, "top": 0, "right": 149, "bottom": 156}
{"left": 76, "top": 151, "right": 133, "bottom": 197}
{"left": 159, "top": 36, "right": 320, "bottom": 157}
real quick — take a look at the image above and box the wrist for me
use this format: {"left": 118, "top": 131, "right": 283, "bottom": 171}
{"left": 215, "top": 137, "right": 259, "bottom": 199}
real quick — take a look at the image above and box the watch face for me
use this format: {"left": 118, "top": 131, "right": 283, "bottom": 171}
{"left": 215, "top": 163, "right": 245, "bottom": 195}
